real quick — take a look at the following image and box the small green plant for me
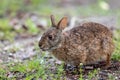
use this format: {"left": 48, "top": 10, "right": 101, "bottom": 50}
{"left": 108, "top": 74, "right": 115, "bottom": 80}
{"left": 0, "top": 65, "right": 7, "bottom": 79}
{"left": 79, "top": 63, "right": 84, "bottom": 80}
{"left": 6, "top": 59, "right": 46, "bottom": 80}
{"left": 56, "top": 64, "right": 64, "bottom": 79}
{"left": 26, "top": 19, "right": 39, "bottom": 35}
{"left": 0, "top": 19, "right": 15, "bottom": 41}
{"left": 87, "top": 69, "right": 98, "bottom": 80}
{"left": 112, "top": 30, "right": 120, "bottom": 61}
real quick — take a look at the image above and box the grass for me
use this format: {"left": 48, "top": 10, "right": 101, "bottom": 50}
{"left": 0, "top": 57, "right": 64, "bottom": 80}
{"left": 87, "top": 69, "right": 98, "bottom": 80}
{"left": 0, "top": 17, "right": 41, "bottom": 41}
{"left": 112, "top": 30, "right": 120, "bottom": 61}
{"left": 26, "top": 19, "right": 39, "bottom": 35}
{"left": 0, "top": 19, "right": 15, "bottom": 41}
{"left": 0, "top": 59, "right": 46, "bottom": 80}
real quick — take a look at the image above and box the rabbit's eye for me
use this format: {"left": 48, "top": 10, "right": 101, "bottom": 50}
{"left": 48, "top": 35, "right": 53, "bottom": 40}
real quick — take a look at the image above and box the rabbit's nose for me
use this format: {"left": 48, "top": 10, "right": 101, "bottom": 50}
{"left": 38, "top": 43, "right": 42, "bottom": 48}
{"left": 39, "top": 44, "right": 44, "bottom": 49}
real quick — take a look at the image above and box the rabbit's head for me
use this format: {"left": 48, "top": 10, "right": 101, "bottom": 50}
{"left": 39, "top": 15, "right": 68, "bottom": 51}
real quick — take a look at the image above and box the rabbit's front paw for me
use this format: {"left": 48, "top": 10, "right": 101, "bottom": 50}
{"left": 64, "top": 64, "right": 81, "bottom": 74}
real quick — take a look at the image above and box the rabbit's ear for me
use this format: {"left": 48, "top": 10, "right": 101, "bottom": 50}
{"left": 57, "top": 17, "right": 67, "bottom": 30}
{"left": 50, "top": 15, "right": 56, "bottom": 27}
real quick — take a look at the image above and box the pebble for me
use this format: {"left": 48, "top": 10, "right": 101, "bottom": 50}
{"left": 0, "top": 59, "right": 3, "bottom": 63}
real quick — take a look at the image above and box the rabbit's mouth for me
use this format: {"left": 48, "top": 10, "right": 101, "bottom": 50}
{"left": 40, "top": 46, "right": 55, "bottom": 51}
{"left": 41, "top": 47, "right": 57, "bottom": 51}
{"left": 40, "top": 47, "right": 50, "bottom": 51}
{"left": 41, "top": 43, "right": 61, "bottom": 51}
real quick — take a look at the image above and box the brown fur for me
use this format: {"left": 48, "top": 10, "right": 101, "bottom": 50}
{"left": 39, "top": 16, "right": 114, "bottom": 67}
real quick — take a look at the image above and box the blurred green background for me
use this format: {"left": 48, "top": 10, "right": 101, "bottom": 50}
{"left": 0, "top": 0, "right": 120, "bottom": 41}
{"left": 0, "top": 0, "right": 120, "bottom": 17}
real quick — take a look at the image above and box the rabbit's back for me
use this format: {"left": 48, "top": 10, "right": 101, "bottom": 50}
{"left": 70, "top": 22, "right": 112, "bottom": 40}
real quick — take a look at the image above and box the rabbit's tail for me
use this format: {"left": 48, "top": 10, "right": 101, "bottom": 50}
{"left": 102, "top": 37, "right": 115, "bottom": 54}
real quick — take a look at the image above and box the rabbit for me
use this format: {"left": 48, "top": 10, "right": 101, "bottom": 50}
{"left": 39, "top": 15, "right": 115, "bottom": 69}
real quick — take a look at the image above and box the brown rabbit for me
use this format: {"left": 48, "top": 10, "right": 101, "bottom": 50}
{"left": 39, "top": 15, "right": 114, "bottom": 68}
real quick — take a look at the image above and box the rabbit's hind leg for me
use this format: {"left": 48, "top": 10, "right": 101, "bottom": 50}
{"left": 104, "top": 53, "right": 111, "bottom": 69}
{"left": 103, "top": 54, "right": 111, "bottom": 69}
